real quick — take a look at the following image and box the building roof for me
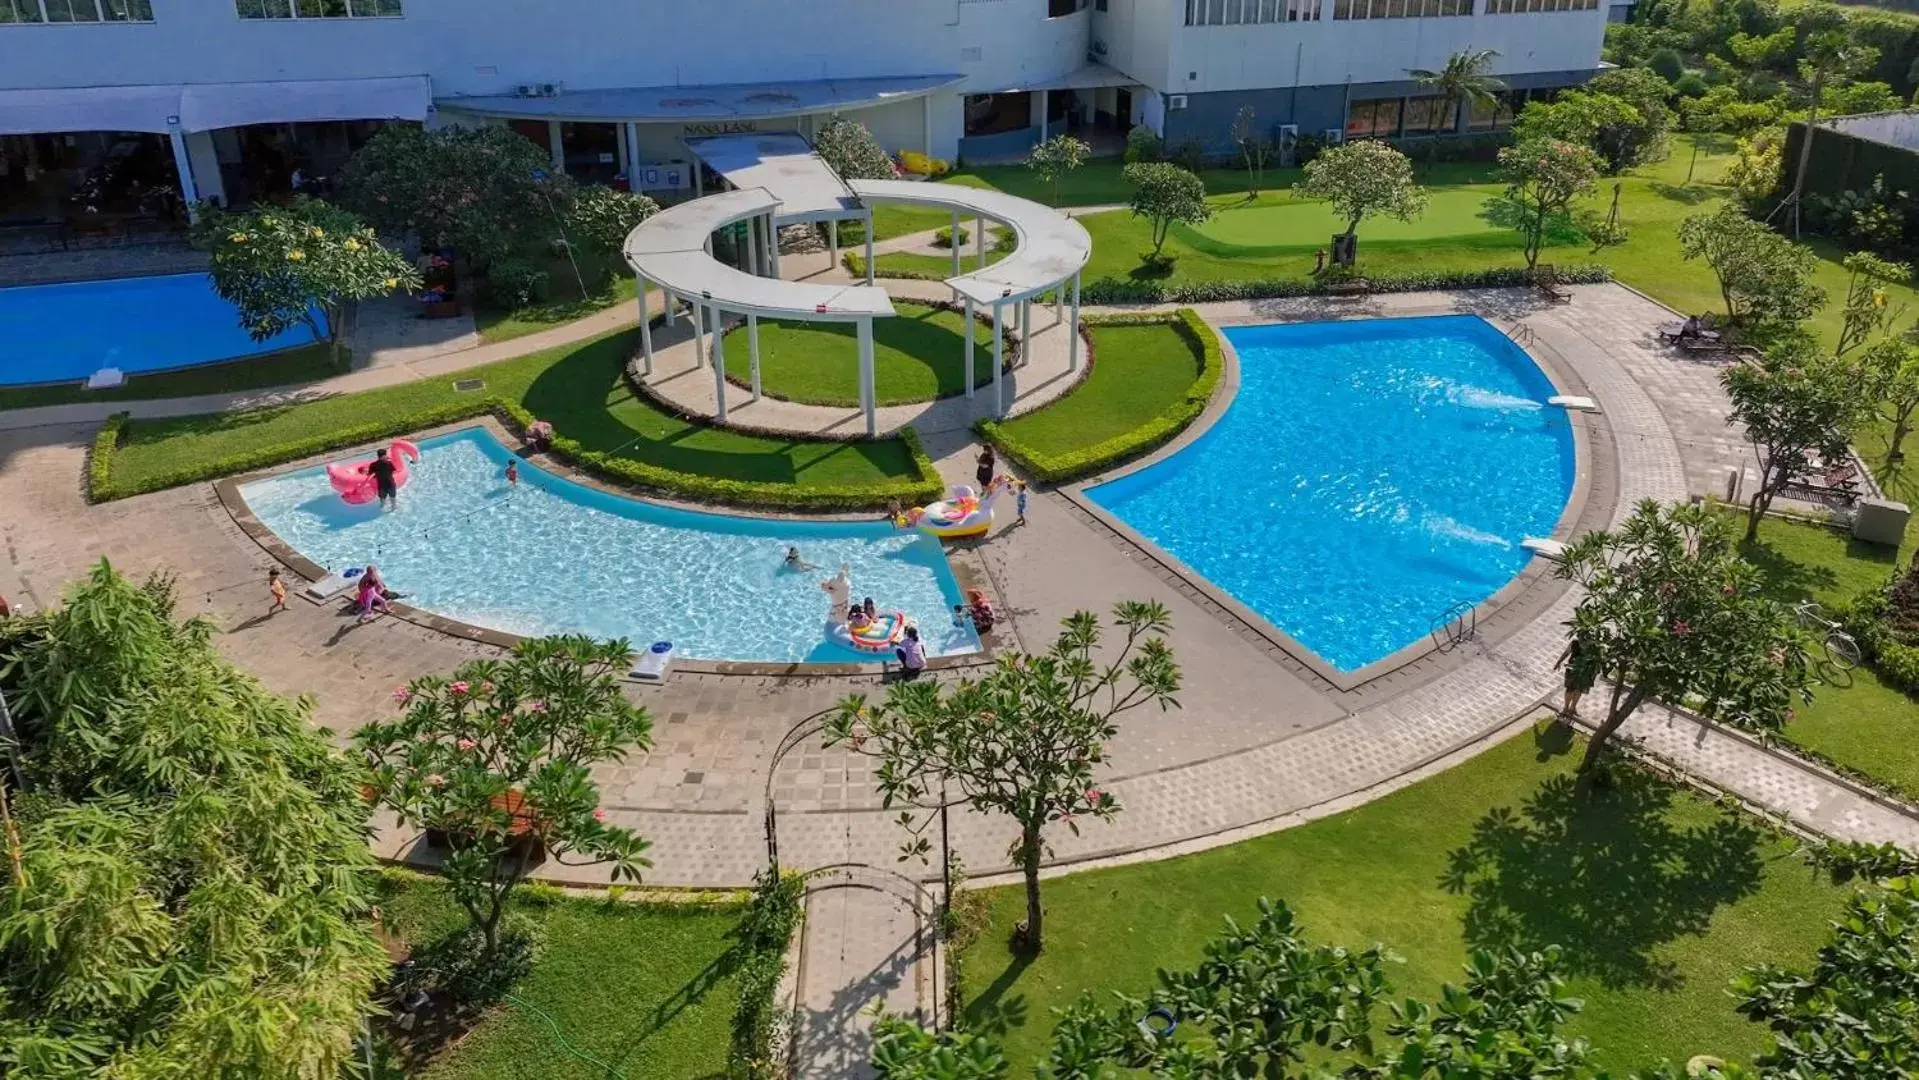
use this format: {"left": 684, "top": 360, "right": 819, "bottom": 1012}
{"left": 0, "top": 76, "right": 429, "bottom": 136}
{"left": 683, "top": 133, "right": 861, "bottom": 222}
{"left": 975, "top": 63, "right": 1137, "bottom": 95}
{"left": 442, "top": 74, "right": 963, "bottom": 123}
{"left": 847, "top": 178, "right": 1093, "bottom": 305}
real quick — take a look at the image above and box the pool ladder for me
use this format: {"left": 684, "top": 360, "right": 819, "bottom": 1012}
{"left": 1429, "top": 599, "right": 1479, "bottom": 654}
{"left": 1505, "top": 322, "right": 1539, "bottom": 349}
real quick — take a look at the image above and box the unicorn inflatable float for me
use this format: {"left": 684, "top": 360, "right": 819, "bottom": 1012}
{"left": 901, "top": 475, "right": 1010, "bottom": 540}
{"left": 326, "top": 439, "right": 420, "bottom": 505}
{"left": 821, "top": 564, "right": 910, "bottom": 656}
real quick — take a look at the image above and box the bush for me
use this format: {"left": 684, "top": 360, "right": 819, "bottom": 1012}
{"left": 87, "top": 411, "right": 126, "bottom": 501}
{"left": 1648, "top": 47, "right": 1687, "bottom": 82}
{"left": 487, "top": 256, "right": 552, "bottom": 308}
{"left": 729, "top": 870, "right": 805, "bottom": 1079}
{"left": 399, "top": 918, "right": 543, "bottom": 1005}
{"left": 1124, "top": 124, "right": 1163, "bottom": 163}
{"left": 564, "top": 185, "right": 659, "bottom": 256}
{"left": 1079, "top": 263, "right": 1612, "bottom": 305}
{"left": 934, "top": 225, "right": 970, "bottom": 248}
{"left": 978, "top": 308, "right": 1222, "bottom": 484}
{"left": 1673, "top": 71, "right": 1710, "bottom": 98}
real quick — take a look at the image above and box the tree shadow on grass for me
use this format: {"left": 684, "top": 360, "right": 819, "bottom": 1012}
{"left": 1737, "top": 536, "right": 1848, "bottom": 604}
{"left": 1439, "top": 751, "right": 1766, "bottom": 991}
{"left": 960, "top": 945, "right": 1033, "bottom": 1039}
{"left": 1648, "top": 181, "right": 1719, "bottom": 205}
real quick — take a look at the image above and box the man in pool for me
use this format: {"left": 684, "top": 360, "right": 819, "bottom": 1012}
{"left": 783, "top": 546, "right": 819, "bottom": 572}
{"left": 364, "top": 448, "right": 399, "bottom": 510}
{"left": 505, "top": 460, "right": 519, "bottom": 487}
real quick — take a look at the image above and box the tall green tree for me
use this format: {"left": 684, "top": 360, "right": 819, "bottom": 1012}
{"left": 338, "top": 123, "right": 567, "bottom": 263}
{"left": 1122, "top": 163, "right": 1211, "bottom": 261}
{"left": 1027, "top": 133, "right": 1091, "bottom": 207}
{"left": 564, "top": 185, "right": 660, "bottom": 257}
{"left": 197, "top": 197, "right": 418, "bottom": 369}
{"left": 0, "top": 562, "right": 388, "bottom": 1079}
{"left": 356, "top": 636, "right": 654, "bottom": 963}
{"left": 1725, "top": 350, "right": 1871, "bottom": 539}
{"left": 1408, "top": 48, "right": 1507, "bottom": 133}
{"left": 1782, "top": 30, "right": 1881, "bottom": 237}
{"left": 825, "top": 602, "right": 1180, "bottom": 953}
{"left": 1295, "top": 139, "right": 1429, "bottom": 246}
{"left": 1497, "top": 138, "right": 1602, "bottom": 269}
{"left": 1556, "top": 500, "right": 1814, "bottom": 770}
{"left": 1678, "top": 206, "right": 1828, "bottom": 329}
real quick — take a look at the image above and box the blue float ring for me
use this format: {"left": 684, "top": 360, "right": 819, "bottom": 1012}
{"left": 650, "top": 641, "right": 673, "bottom": 654}
{"left": 1137, "top": 1007, "right": 1177, "bottom": 1039}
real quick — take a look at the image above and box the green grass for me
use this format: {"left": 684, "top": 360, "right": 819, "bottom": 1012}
{"left": 108, "top": 329, "right": 922, "bottom": 495}
{"left": 474, "top": 248, "right": 637, "bottom": 344}
{"left": 990, "top": 323, "right": 1205, "bottom": 459}
{"left": 956, "top": 728, "right": 1849, "bottom": 1074}
{"left": 730, "top": 301, "right": 1000, "bottom": 407}
{"left": 377, "top": 875, "right": 741, "bottom": 1080}
{"left": 871, "top": 229, "right": 1015, "bottom": 279}
{"left": 0, "top": 342, "right": 343, "bottom": 411}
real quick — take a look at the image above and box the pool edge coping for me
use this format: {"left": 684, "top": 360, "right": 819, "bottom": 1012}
{"left": 1060, "top": 304, "right": 1600, "bottom": 695}
{"left": 212, "top": 417, "right": 1006, "bottom": 679}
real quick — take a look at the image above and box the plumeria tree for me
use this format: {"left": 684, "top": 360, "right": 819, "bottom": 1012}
{"left": 197, "top": 197, "right": 417, "bottom": 368}
{"left": 1123, "top": 162, "right": 1211, "bottom": 262}
{"left": 825, "top": 602, "right": 1180, "bottom": 953}
{"left": 339, "top": 123, "right": 567, "bottom": 262}
{"left": 1295, "top": 139, "right": 1428, "bottom": 250}
{"left": 1556, "top": 500, "right": 1814, "bottom": 772}
{"left": 1724, "top": 350, "right": 1869, "bottom": 539}
{"left": 565, "top": 185, "right": 660, "bottom": 257}
{"left": 1498, "top": 137, "right": 1601, "bottom": 270}
{"left": 1832, "top": 251, "right": 1910, "bottom": 361}
{"left": 356, "top": 635, "right": 654, "bottom": 962}
{"left": 1679, "top": 206, "right": 1829, "bottom": 330}
{"left": 1867, "top": 331, "right": 1919, "bottom": 462}
{"left": 1028, "top": 133, "right": 1091, "bottom": 207}
{"left": 815, "top": 116, "right": 897, "bottom": 180}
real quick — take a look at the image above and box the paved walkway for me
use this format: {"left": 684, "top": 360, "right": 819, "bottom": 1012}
{"left": 794, "top": 869, "right": 932, "bottom": 1080}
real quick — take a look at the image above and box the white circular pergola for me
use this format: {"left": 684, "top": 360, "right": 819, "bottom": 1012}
{"left": 622, "top": 154, "right": 1091, "bottom": 436}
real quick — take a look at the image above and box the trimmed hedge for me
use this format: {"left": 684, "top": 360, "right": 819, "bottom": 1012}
{"left": 978, "top": 308, "right": 1222, "bottom": 485}
{"left": 841, "top": 251, "right": 944, "bottom": 283}
{"left": 1079, "top": 264, "right": 1613, "bottom": 305}
{"left": 90, "top": 398, "right": 943, "bottom": 512}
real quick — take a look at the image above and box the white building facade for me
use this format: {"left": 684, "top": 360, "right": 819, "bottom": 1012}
{"left": 0, "top": 0, "right": 1604, "bottom": 227}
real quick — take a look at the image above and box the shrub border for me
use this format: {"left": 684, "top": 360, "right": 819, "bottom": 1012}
{"left": 976, "top": 308, "right": 1221, "bottom": 485}
{"left": 1077, "top": 264, "right": 1612, "bottom": 305}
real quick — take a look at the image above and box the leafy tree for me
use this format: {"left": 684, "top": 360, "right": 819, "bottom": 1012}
{"left": 1821, "top": 80, "right": 1903, "bottom": 116}
{"left": 356, "top": 636, "right": 654, "bottom": 961}
{"left": 1408, "top": 49, "right": 1507, "bottom": 137}
{"left": 564, "top": 184, "right": 660, "bottom": 256}
{"left": 1782, "top": 30, "right": 1881, "bottom": 237}
{"left": 1727, "top": 129, "right": 1786, "bottom": 206}
{"left": 1588, "top": 66, "right": 1678, "bottom": 169}
{"left": 339, "top": 123, "right": 567, "bottom": 263}
{"left": 1295, "top": 139, "right": 1428, "bottom": 242}
{"left": 1727, "top": 26, "right": 1798, "bottom": 72}
{"left": 196, "top": 196, "right": 417, "bottom": 368}
{"left": 1648, "top": 45, "right": 1688, "bottom": 82}
{"left": 824, "top": 602, "right": 1180, "bottom": 952}
{"left": 1725, "top": 350, "right": 1870, "bottom": 542}
{"left": 1497, "top": 138, "right": 1602, "bottom": 269}
{"left": 1833, "top": 251, "right": 1910, "bottom": 359}
{"left": 1027, "top": 133, "right": 1091, "bottom": 207}
{"left": 1556, "top": 500, "right": 1814, "bottom": 770}
{"left": 871, "top": 1016, "right": 1009, "bottom": 1079}
{"left": 815, "top": 115, "right": 897, "bottom": 180}
{"left": 1229, "top": 106, "right": 1275, "bottom": 195}
{"left": 1678, "top": 206, "right": 1828, "bottom": 327}
{"left": 1122, "top": 162, "right": 1211, "bottom": 261}
{"left": 1734, "top": 876, "right": 1919, "bottom": 1080}
{"left": 1123, "top": 124, "right": 1163, "bottom": 164}
{"left": 1867, "top": 331, "right": 1919, "bottom": 462}
{"left": 0, "top": 562, "right": 388, "bottom": 1079}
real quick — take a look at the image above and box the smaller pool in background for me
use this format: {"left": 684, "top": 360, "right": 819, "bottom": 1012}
{"left": 0, "top": 272, "right": 323, "bottom": 386}
{"left": 239, "top": 429, "right": 981, "bottom": 664}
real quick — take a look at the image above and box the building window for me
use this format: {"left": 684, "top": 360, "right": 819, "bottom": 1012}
{"left": 1185, "top": 0, "right": 1319, "bottom": 23}
{"left": 1467, "top": 92, "right": 1520, "bottom": 130}
{"left": 965, "top": 93, "right": 1033, "bottom": 137}
{"left": 1485, "top": 0, "right": 1597, "bottom": 12}
{"left": 1401, "top": 96, "right": 1460, "bottom": 134}
{"left": 1332, "top": 0, "right": 1468, "bottom": 18}
{"left": 1, "top": 0, "right": 153, "bottom": 21}
{"left": 1346, "top": 98, "right": 1401, "bottom": 139}
{"left": 1047, "top": 0, "right": 1084, "bottom": 15}
{"left": 235, "top": 0, "right": 401, "bottom": 17}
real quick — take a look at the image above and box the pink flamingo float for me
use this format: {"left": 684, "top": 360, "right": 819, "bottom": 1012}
{"left": 326, "top": 439, "right": 420, "bottom": 505}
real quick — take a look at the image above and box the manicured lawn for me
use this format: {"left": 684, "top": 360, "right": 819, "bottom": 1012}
{"left": 107, "top": 330, "right": 923, "bottom": 494}
{"left": 957, "top": 727, "right": 1849, "bottom": 1073}
{"left": 377, "top": 874, "right": 741, "bottom": 1080}
{"left": 731, "top": 301, "right": 999, "bottom": 406}
{"left": 0, "top": 342, "right": 342, "bottom": 411}
{"left": 871, "top": 229, "right": 1015, "bottom": 280}
{"left": 474, "top": 248, "right": 637, "bottom": 343}
{"left": 990, "top": 322, "right": 1205, "bottom": 459}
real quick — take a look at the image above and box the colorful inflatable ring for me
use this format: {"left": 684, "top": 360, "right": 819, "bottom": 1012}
{"left": 831, "top": 611, "right": 910, "bottom": 654}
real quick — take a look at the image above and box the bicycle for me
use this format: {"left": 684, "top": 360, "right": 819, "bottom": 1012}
{"left": 1794, "top": 600, "right": 1861, "bottom": 672}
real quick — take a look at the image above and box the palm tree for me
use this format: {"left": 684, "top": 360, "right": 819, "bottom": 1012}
{"left": 1407, "top": 49, "right": 1507, "bottom": 139}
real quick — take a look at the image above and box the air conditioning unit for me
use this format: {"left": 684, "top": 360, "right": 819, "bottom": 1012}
{"left": 1322, "top": 128, "right": 1344, "bottom": 144}
{"left": 1168, "top": 94, "right": 1188, "bottom": 110}
{"left": 514, "top": 82, "right": 563, "bottom": 98}
{"left": 1277, "top": 123, "right": 1300, "bottom": 141}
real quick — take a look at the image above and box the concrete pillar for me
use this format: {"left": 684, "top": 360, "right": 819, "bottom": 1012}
{"left": 977, "top": 217, "right": 986, "bottom": 269}
{"left": 1068, "top": 273, "right": 1081, "bottom": 372}
{"left": 765, "top": 216, "right": 781, "bottom": 277}
{"left": 1018, "top": 300, "right": 1029, "bottom": 367}
{"left": 964, "top": 298, "right": 975, "bottom": 399}
{"left": 665, "top": 291, "right": 676, "bottom": 327}
{"left": 746, "top": 216, "right": 760, "bottom": 277}
{"left": 829, "top": 223, "right": 839, "bottom": 272}
{"left": 615, "top": 122, "right": 629, "bottom": 184}
{"left": 858, "top": 317, "right": 877, "bottom": 436}
{"left": 166, "top": 127, "right": 199, "bottom": 222}
{"left": 692, "top": 157, "right": 704, "bottom": 195}
{"left": 992, "top": 302, "right": 1006, "bottom": 417}
{"left": 624, "top": 121, "right": 642, "bottom": 187}
{"left": 1055, "top": 277, "right": 1064, "bottom": 320}
{"left": 748, "top": 313, "right": 762, "bottom": 401}
{"left": 950, "top": 209, "right": 961, "bottom": 297}
{"left": 183, "top": 129, "right": 226, "bottom": 207}
{"left": 1039, "top": 89, "right": 1049, "bottom": 142}
{"left": 710, "top": 305, "right": 729, "bottom": 421}
{"left": 923, "top": 93, "right": 934, "bottom": 158}
{"left": 547, "top": 120, "right": 565, "bottom": 173}
{"left": 692, "top": 298, "right": 707, "bottom": 369}
{"left": 863, "top": 211, "right": 875, "bottom": 286}
{"left": 638, "top": 276, "right": 654, "bottom": 375}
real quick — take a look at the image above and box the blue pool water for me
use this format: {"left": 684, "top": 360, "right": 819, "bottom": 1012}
{"left": 1087, "top": 315, "right": 1573, "bottom": 672}
{"left": 0, "top": 272, "right": 323, "bottom": 386}
{"left": 239, "top": 429, "right": 981, "bottom": 663}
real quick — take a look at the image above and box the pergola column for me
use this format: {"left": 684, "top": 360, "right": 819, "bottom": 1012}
{"left": 746, "top": 216, "right": 760, "bottom": 276}
{"left": 692, "top": 297, "right": 708, "bottom": 369}
{"left": 857, "top": 317, "right": 877, "bottom": 436}
{"left": 963, "top": 298, "right": 976, "bottom": 400}
{"left": 863, "top": 211, "right": 875, "bottom": 286}
{"left": 623, "top": 121, "right": 641, "bottom": 189}
{"left": 992, "top": 301, "right": 1006, "bottom": 417}
{"left": 977, "top": 217, "right": 986, "bottom": 269}
{"left": 637, "top": 276, "right": 654, "bottom": 375}
{"left": 1018, "top": 300, "right": 1029, "bottom": 367}
{"left": 829, "top": 222, "right": 840, "bottom": 273}
{"left": 664, "top": 290, "right": 676, "bottom": 327}
{"left": 1038, "top": 89, "right": 1049, "bottom": 142}
{"left": 766, "top": 216, "right": 782, "bottom": 278}
{"left": 710, "top": 304, "right": 729, "bottom": 421}
{"left": 922, "top": 94, "right": 935, "bottom": 157}
{"left": 1068, "top": 273, "right": 1081, "bottom": 371}
{"left": 950, "top": 209, "right": 961, "bottom": 300}
{"left": 748, "top": 313, "right": 763, "bottom": 402}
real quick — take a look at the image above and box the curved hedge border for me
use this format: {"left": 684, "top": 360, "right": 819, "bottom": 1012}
{"left": 977, "top": 307, "right": 1221, "bottom": 485}
{"left": 90, "top": 398, "right": 943, "bottom": 512}
{"left": 1078, "top": 264, "right": 1612, "bottom": 305}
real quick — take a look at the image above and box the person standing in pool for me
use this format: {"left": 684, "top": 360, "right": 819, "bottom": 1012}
{"left": 505, "top": 460, "right": 519, "bottom": 487}
{"left": 364, "top": 448, "right": 399, "bottom": 510}
{"left": 975, "top": 446, "right": 996, "bottom": 491}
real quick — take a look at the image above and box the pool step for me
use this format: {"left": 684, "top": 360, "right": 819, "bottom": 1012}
{"left": 1521, "top": 536, "right": 1568, "bottom": 561}
{"left": 1548, "top": 395, "right": 1599, "bottom": 412}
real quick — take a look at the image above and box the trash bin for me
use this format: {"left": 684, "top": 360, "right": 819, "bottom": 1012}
{"left": 1852, "top": 497, "right": 1910, "bottom": 548}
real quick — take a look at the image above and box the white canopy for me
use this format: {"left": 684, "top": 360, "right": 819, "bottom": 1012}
{"left": 0, "top": 76, "right": 431, "bottom": 137}
{"left": 683, "top": 133, "right": 861, "bottom": 223}
{"left": 847, "top": 178, "right": 1092, "bottom": 306}
{"left": 0, "top": 84, "right": 181, "bottom": 135}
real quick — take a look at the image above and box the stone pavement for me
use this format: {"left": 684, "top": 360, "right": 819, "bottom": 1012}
{"left": 793, "top": 869, "right": 932, "bottom": 1080}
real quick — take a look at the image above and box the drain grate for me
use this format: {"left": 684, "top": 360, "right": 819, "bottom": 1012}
{"left": 452, "top": 378, "right": 486, "bottom": 393}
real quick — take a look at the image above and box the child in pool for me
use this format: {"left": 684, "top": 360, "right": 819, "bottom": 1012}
{"left": 505, "top": 460, "right": 519, "bottom": 486}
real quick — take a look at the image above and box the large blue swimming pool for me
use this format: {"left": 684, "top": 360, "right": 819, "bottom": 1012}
{"left": 0, "top": 272, "right": 322, "bottom": 386}
{"left": 238, "top": 429, "right": 981, "bottom": 664}
{"left": 1087, "top": 315, "right": 1574, "bottom": 672}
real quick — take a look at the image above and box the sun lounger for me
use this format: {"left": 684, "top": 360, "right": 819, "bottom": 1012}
{"left": 1531, "top": 264, "right": 1573, "bottom": 303}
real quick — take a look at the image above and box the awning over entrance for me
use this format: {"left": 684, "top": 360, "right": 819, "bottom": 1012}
{"left": 975, "top": 63, "right": 1135, "bottom": 96}
{"left": 442, "top": 73, "right": 964, "bottom": 123}
{"left": 683, "top": 133, "right": 860, "bottom": 222}
{"left": 0, "top": 76, "right": 431, "bottom": 137}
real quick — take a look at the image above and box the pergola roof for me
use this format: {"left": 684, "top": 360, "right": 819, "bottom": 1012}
{"left": 621, "top": 188, "right": 893, "bottom": 321}
{"left": 442, "top": 74, "right": 962, "bottom": 123}
{"left": 683, "top": 133, "right": 861, "bottom": 223}
{"left": 846, "top": 178, "right": 1093, "bottom": 306}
